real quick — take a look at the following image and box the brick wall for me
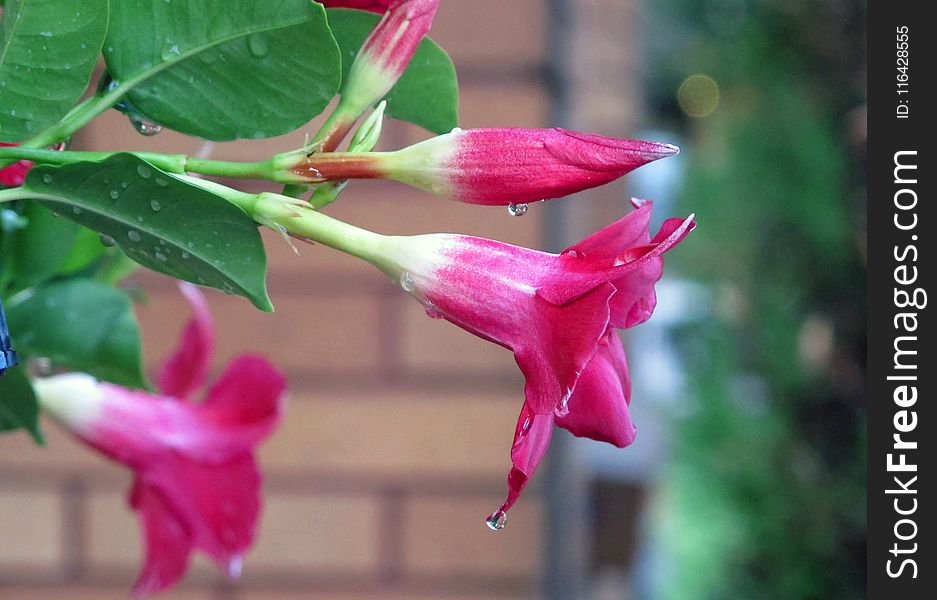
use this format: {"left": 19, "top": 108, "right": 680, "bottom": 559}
{"left": 0, "top": 1, "right": 551, "bottom": 598}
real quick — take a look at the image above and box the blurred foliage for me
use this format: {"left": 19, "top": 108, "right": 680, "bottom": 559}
{"left": 644, "top": 1, "right": 866, "bottom": 598}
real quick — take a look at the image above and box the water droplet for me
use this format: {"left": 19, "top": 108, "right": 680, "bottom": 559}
{"left": 99, "top": 234, "right": 117, "bottom": 247}
{"left": 136, "top": 164, "right": 152, "bottom": 178}
{"left": 507, "top": 203, "right": 529, "bottom": 217}
{"left": 181, "top": 251, "right": 190, "bottom": 260}
{"left": 399, "top": 272, "right": 415, "bottom": 292}
{"left": 522, "top": 416, "right": 532, "bottom": 432}
{"left": 485, "top": 510, "right": 507, "bottom": 531}
{"left": 109, "top": 190, "right": 120, "bottom": 200}
{"left": 154, "top": 251, "right": 168, "bottom": 262}
{"left": 72, "top": 207, "right": 83, "bottom": 215}
{"left": 228, "top": 556, "right": 243, "bottom": 579}
{"left": 161, "top": 42, "right": 181, "bottom": 61}
{"left": 39, "top": 31, "right": 53, "bottom": 38}
{"left": 424, "top": 302, "right": 443, "bottom": 319}
{"left": 565, "top": 249, "right": 579, "bottom": 258}
{"left": 137, "top": 216, "right": 145, "bottom": 223}
{"left": 41, "top": 174, "right": 54, "bottom": 184}
{"left": 155, "top": 177, "right": 169, "bottom": 187}
{"left": 129, "top": 114, "right": 162, "bottom": 136}
{"left": 554, "top": 397, "right": 570, "bottom": 418}
{"left": 49, "top": 139, "right": 71, "bottom": 152}
{"left": 127, "top": 230, "right": 142, "bottom": 242}
{"left": 150, "top": 200, "right": 162, "bottom": 211}
{"left": 247, "top": 34, "right": 269, "bottom": 58}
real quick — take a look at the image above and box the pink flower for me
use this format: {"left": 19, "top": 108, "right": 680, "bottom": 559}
{"left": 0, "top": 142, "right": 33, "bottom": 187}
{"left": 370, "top": 200, "right": 694, "bottom": 524}
{"left": 293, "top": 128, "right": 679, "bottom": 205}
{"left": 318, "top": 0, "right": 394, "bottom": 12}
{"left": 33, "top": 284, "right": 286, "bottom": 598}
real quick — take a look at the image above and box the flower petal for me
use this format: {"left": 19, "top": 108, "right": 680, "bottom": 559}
{"left": 562, "top": 200, "right": 653, "bottom": 261}
{"left": 200, "top": 355, "right": 286, "bottom": 443}
{"left": 514, "top": 283, "right": 615, "bottom": 415}
{"left": 140, "top": 453, "right": 262, "bottom": 576}
{"left": 497, "top": 402, "right": 554, "bottom": 516}
{"left": 555, "top": 331, "right": 636, "bottom": 447}
{"left": 130, "top": 481, "right": 193, "bottom": 599}
{"left": 157, "top": 283, "right": 215, "bottom": 400}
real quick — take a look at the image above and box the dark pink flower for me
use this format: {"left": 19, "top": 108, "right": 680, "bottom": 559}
{"left": 293, "top": 128, "right": 679, "bottom": 205}
{"left": 367, "top": 200, "right": 694, "bottom": 524}
{"left": 34, "top": 284, "right": 286, "bottom": 598}
{"left": 0, "top": 142, "right": 33, "bottom": 187}
{"left": 318, "top": 0, "right": 394, "bottom": 13}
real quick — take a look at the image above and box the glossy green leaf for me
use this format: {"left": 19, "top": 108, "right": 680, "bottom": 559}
{"left": 57, "top": 225, "right": 107, "bottom": 275}
{"left": 103, "top": 0, "right": 341, "bottom": 140}
{"left": 21, "top": 155, "right": 272, "bottom": 310}
{"left": 327, "top": 8, "right": 458, "bottom": 134}
{"left": 8, "top": 279, "right": 145, "bottom": 388}
{"left": 9, "top": 201, "right": 78, "bottom": 289}
{"left": 0, "top": 367, "right": 44, "bottom": 444}
{"left": 0, "top": 0, "right": 109, "bottom": 141}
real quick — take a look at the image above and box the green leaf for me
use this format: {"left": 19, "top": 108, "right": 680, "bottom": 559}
{"left": 0, "top": 367, "right": 44, "bottom": 444}
{"left": 0, "top": 0, "right": 109, "bottom": 142}
{"left": 9, "top": 201, "right": 78, "bottom": 290}
{"left": 8, "top": 279, "right": 145, "bottom": 388}
{"left": 57, "top": 225, "right": 107, "bottom": 275}
{"left": 103, "top": 0, "right": 341, "bottom": 141}
{"left": 21, "top": 154, "right": 272, "bottom": 311}
{"left": 327, "top": 8, "right": 459, "bottom": 135}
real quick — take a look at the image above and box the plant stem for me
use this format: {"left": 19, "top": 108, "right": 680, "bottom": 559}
{"left": 235, "top": 192, "right": 390, "bottom": 268}
{"left": 0, "top": 147, "right": 311, "bottom": 184}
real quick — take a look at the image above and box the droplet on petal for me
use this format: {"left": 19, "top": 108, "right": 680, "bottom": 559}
{"left": 485, "top": 509, "right": 507, "bottom": 531}
{"left": 400, "top": 272, "right": 415, "bottom": 292}
{"left": 507, "top": 203, "right": 529, "bottom": 217}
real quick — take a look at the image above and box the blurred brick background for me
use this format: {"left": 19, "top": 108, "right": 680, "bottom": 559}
{"left": 1, "top": 1, "right": 554, "bottom": 598}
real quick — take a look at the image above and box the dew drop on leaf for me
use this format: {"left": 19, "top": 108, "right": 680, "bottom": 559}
{"left": 247, "top": 34, "right": 269, "bottom": 58}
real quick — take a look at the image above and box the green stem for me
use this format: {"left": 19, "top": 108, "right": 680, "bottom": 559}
{"left": 0, "top": 147, "right": 310, "bottom": 184}
{"left": 233, "top": 191, "right": 390, "bottom": 268}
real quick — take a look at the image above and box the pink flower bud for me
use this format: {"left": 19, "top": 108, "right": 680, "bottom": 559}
{"left": 0, "top": 142, "right": 33, "bottom": 187}
{"left": 340, "top": 0, "right": 441, "bottom": 113}
{"left": 386, "top": 127, "right": 679, "bottom": 204}
{"left": 292, "top": 128, "right": 679, "bottom": 205}
{"left": 318, "top": 0, "right": 394, "bottom": 13}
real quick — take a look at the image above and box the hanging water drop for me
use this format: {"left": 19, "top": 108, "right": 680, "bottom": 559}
{"left": 99, "top": 234, "right": 117, "bottom": 247}
{"left": 129, "top": 114, "right": 163, "bottom": 137}
{"left": 155, "top": 177, "right": 169, "bottom": 187}
{"left": 507, "top": 203, "right": 529, "bottom": 217}
{"left": 136, "top": 164, "right": 152, "bottom": 179}
{"left": 150, "top": 200, "right": 162, "bottom": 212}
{"left": 485, "top": 510, "right": 507, "bottom": 531}
{"left": 41, "top": 174, "right": 54, "bottom": 184}
{"left": 554, "top": 397, "right": 570, "bottom": 418}
{"left": 127, "top": 230, "right": 142, "bottom": 242}
{"left": 109, "top": 190, "right": 120, "bottom": 200}
{"left": 72, "top": 207, "right": 83, "bottom": 215}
